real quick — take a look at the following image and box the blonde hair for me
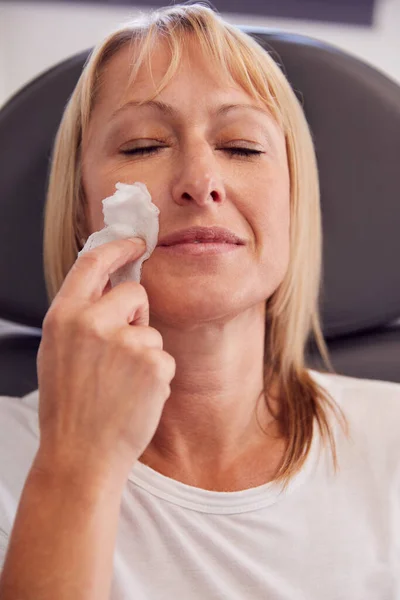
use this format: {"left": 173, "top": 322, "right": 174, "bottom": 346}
{"left": 43, "top": 3, "right": 347, "bottom": 487}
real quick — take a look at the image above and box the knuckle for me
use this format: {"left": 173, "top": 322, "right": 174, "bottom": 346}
{"left": 124, "top": 280, "right": 145, "bottom": 294}
{"left": 122, "top": 281, "right": 149, "bottom": 302}
{"left": 161, "top": 383, "right": 171, "bottom": 400}
{"left": 142, "top": 349, "right": 164, "bottom": 377}
{"left": 78, "top": 251, "right": 102, "bottom": 270}
{"left": 148, "top": 327, "right": 164, "bottom": 348}
{"left": 77, "top": 310, "right": 105, "bottom": 339}
{"left": 112, "top": 328, "right": 141, "bottom": 355}
{"left": 41, "top": 310, "right": 57, "bottom": 332}
{"left": 166, "top": 354, "right": 177, "bottom": 378}
{"left": 42, "top": 305, "right": 68, "bottom": 333}
{"left": 132, "top": 285, "right": 150, "bottom": 312}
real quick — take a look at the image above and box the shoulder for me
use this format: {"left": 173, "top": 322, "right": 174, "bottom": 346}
{"left": 309, "top": 368, "right": 400, "bottom": 425}
{"left": 0, "top": 390, "right": 40, "bottom": 533}
{"left": 309, "top": 369, "right": 400, "bottom": 479}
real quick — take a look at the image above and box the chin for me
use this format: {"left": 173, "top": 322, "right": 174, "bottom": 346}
{"left": 140, "top": 262, "right": 274, "bottom": 325}
{"left": 150, "top": 288, "right": 239, "bottom": 325}
{"left": 145, "top": 282, "right": 266, "bottom": 330}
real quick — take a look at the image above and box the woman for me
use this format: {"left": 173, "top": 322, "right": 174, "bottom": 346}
{"left": 0, "top": 4, "right": 399, "bottom": 599}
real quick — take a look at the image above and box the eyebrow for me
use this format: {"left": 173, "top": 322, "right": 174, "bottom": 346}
{"left": 109, "top": 99, "right": 271, "bottom": 121}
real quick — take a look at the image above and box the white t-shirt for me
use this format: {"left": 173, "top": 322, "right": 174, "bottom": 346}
{"left": 0, "top": 369, "right": 399, "bottom": 599}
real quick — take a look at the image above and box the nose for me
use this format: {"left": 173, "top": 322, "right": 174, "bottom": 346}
{"left": 171, "top": 143, "right": 226, "bottom": 207}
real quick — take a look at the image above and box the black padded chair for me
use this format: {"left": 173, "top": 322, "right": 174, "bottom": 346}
{"left": 0, "top": 28, "right": 399, "bottom": 397}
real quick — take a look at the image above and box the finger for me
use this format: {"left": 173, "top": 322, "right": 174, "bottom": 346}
{"left": 158, "top": 351, "right": 177, "bottom": 382}
{"left": 111, "top": 325, "right": 164, "bottom": 350}
{"left": 89, "top": 282, "right": 152, "bottom": 330}
{"left": 57, "top": 238, "right": 146, "bottom": 304}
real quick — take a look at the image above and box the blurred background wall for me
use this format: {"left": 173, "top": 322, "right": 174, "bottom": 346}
{"left": 0, "top": 0, "right": 399, "bottom": 108}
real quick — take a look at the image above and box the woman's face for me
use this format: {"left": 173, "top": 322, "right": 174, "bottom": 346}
{"left": 82, "top": 39, "right": 290, "bottom": 326}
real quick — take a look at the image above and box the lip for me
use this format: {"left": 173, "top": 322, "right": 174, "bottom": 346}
{"left": 157, "top": 242, "right": 241, "bottom": 256}
{"left": 157, "top": 226, "right": 246, "bottom": 247}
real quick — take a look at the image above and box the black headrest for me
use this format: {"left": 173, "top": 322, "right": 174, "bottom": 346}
{"left": 1, "top": 30, "right": 399, "bottom": 339}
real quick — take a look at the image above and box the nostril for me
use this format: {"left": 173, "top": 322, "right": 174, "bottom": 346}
{"left": 210, "top": 191, "right": 220, "bottom": 202}
{"left": 178, "top": 189, "right": 222, "bottom": 204}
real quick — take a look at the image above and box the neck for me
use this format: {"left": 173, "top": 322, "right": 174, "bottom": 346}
{"left": 139, "top": 302, "right": 284, "bottom": 489}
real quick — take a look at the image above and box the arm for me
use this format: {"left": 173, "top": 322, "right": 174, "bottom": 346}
{"left": 0, "top": 239, "right": 175, "bottom": 599}
{"left": 0, "top": 458, "right": 124, "bottom": 600}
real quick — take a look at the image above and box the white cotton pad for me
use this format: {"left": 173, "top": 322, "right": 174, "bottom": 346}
{"left": 78, "top": 182, "right": 160, "bottom": 287}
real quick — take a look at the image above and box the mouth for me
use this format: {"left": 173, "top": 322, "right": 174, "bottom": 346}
{"left": 156, "top": 240, "right": 243, "bottom": 256}
{"left": 157, "top": 226, "right": 246, "bottom": 247}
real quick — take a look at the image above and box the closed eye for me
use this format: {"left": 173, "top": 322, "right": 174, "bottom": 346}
{"left": 120, "top": 146, "right": 165, "bottom": 156}
{"left": 225, "top": 148, "right": 264, "bottom": 157}
{"left": 120, "top": 146, "right": 264, "bottom": 158}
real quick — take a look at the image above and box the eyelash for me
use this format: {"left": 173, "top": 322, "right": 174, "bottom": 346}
{"left": 120, "top": 146, "right": 263, "bottom": 158}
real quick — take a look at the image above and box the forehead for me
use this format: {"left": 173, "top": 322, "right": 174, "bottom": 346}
{"left": 93, "top": 37, "right": 262, "bottom": 117}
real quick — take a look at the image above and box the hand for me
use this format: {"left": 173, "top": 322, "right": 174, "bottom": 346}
{"left": 35, "top": 238, "right": 176, "bottom": 486}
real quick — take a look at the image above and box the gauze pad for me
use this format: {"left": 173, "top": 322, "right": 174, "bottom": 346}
{"left": 78, "top": 182, "right": 160, "bottom": 287}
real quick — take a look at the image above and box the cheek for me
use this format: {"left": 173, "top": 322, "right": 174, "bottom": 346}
{"left": 82, "top": 140, "right": 173, "bottom": 231}
{"left": 86, "top": 199, "right": 105, "bottom": 234}
{"left": 85, "top": 171, "right": 170, "bottom": 236}
{"left": 82, "top": 160, "right": 104, "bottom": 233}
{"left": 82, "top": 160, "right": 130, "bottom": 233}
{"left": 239, "top": 163, "right": 291, "bottom": 241}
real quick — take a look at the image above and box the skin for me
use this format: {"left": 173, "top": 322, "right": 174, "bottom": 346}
{"left": 81, "top": 37, "right": 291, "bottom": 491}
